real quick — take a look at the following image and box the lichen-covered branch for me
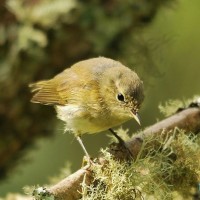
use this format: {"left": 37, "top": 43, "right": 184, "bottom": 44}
{"left": 126, "top": 106, "right": 200, "bottom": 159}
{"left": 33, "top": 105, "right": 200, "bottom": 200}
{"left": 50, "top": 166, "right": 92, "bottom": 200}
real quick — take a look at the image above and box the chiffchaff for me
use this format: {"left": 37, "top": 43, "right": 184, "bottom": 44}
{"left": 30, "top": 57, "right": 144, "bottom": 158}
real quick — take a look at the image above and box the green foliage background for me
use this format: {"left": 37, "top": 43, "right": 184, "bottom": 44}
{"left": 0, "top": 0, "right": 200, "bottom": 197}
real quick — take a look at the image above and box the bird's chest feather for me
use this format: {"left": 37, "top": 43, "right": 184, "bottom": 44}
{"left": 56, "top": 105, "right": 130, "bottom": 135}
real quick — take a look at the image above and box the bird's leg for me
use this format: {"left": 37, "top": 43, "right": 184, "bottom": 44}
{"left": 109, "top": 128, "right": 133, "bottom": 158}
{"left": 76, "top": 136, "right": 94, "bottom": 166}
{"left": 76, "top": 136, "right": 90, "bottom": 159}
{"left": 109, "top": 128, "right": 125, "bottom": 144}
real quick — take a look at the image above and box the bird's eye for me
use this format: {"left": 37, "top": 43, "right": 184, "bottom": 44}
{"left": 117, "top": 93, "right": 125, "bottom": 102}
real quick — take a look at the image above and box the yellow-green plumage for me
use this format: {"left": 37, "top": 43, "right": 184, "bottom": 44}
{"left": 30, "top": 57, "right": 144, "bottom": 136}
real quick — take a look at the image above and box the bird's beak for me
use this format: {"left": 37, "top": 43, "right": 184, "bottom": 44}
{"left": 130, "top": 110, "right": 141, "bottom": 126}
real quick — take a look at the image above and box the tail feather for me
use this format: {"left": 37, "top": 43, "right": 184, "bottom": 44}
{"left": 29, "top": 80, "right": 66, "bottom": 105}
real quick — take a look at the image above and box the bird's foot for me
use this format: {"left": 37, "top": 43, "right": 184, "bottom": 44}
{"left": 82, "top": 155, "right": 96, "bottom": 168}
{"left": 109, "top": 128, "right": 133, "bottom": 159}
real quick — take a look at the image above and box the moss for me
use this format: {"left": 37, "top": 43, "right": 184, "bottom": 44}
{"left": 81, "top": 129, "right": 200, "bottom": 199}
{"left": 159, "top": 96, "right": 200, "bottom": 117}
{"left": 159, "top": 99, "right": 184, "bottom": 117}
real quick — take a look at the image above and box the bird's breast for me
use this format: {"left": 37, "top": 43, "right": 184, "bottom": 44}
{"left": 55, "top": 104, "right": 131, "bottom": 135}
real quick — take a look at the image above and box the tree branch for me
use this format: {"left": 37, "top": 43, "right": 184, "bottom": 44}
{"left": 33, "top": 106, "right": 200, "bottom": 200}
{"left": 126, "top": 106, "right": 200, "bottom": 159}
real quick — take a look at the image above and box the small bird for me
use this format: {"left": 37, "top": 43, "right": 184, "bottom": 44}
{"left": 30, "top": 57, "right": 144, "bottom": 158}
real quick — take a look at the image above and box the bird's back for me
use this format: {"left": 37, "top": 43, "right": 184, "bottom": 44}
{"left": 29, "top": 57, "right": 119, "bottom": 106}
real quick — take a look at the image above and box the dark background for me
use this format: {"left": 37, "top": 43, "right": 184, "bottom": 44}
{"left": 0, "top": 0, "right": 200, "bottom": 197}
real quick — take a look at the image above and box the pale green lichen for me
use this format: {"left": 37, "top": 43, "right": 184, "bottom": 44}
{"left": 24, "top": 185, "right": 54, "bottom": 200}
{"left": 158, "top": 96, "right": 200, "bottom": 117}
{"left": 81, "top": 129, "right": 200, "bottom": 200}
{"left": 159, "top": 99, "right": 184, "bottom": 117}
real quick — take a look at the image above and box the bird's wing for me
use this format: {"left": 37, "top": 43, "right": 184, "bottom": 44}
{"left": 29, "top": 57, "right": 116, "bottom": 106}
{"left": 29, "top": 67, "right": 99, "bottom": 106}
{"left": 29, "top": 77, "right": 67, "bottom": 105}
